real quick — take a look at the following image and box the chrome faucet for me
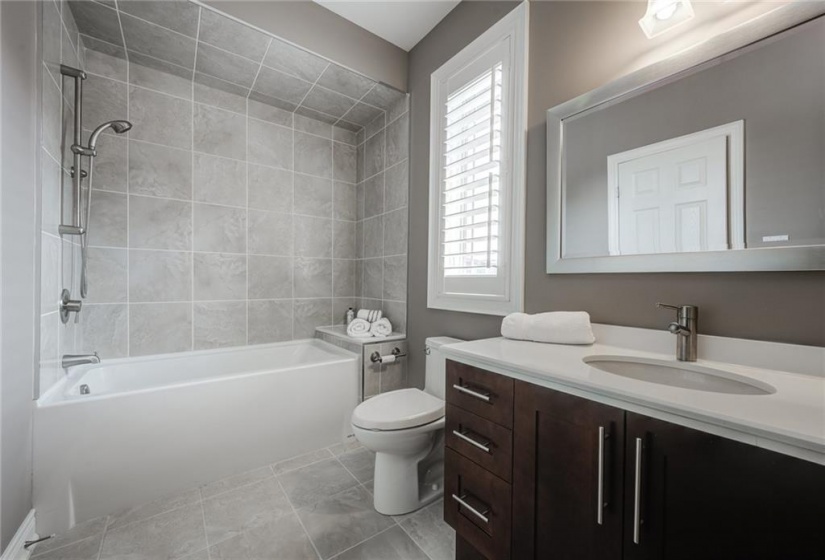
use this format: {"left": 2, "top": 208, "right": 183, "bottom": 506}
{"left": 62, "top": 353, "right": 100, "bottom": 369}
{"left": 656, "top": 303, "right": 698, "bottom": 362}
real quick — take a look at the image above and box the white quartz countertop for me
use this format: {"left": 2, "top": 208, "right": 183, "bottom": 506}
{"left": 441, "top": 334, "right": 825, "bottom": 461}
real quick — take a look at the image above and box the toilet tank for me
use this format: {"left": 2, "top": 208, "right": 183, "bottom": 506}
{"left": 424, "top": 337, "right": 464, "bottom": 400}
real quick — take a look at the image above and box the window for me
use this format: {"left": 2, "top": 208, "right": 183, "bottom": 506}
{"left": 428, "top": 3, "right": 528, "bottom": 315}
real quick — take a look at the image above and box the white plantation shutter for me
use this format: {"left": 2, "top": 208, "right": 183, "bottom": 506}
{"left": 428, "top": 3, "right": 527, "bottom": 315}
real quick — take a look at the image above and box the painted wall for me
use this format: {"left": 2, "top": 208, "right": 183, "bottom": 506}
{"left": 0, "top": 0, "right": 38, "bottom": 550}
{"left": 406, "top": 1, "right": 825, "bottom": 387}
{"left": 205, "top": 0, "right": 408, "bottom": 92}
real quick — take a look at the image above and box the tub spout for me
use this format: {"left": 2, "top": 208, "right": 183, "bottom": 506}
{"left": 62, "top": 353, "right": 100, "bottom": 369}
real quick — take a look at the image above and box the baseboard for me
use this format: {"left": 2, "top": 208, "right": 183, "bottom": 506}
{"left": 1, "top": 510, "right": 37, "bottom": 560}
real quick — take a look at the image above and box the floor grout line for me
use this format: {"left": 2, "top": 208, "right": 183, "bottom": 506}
{"left": 275, "top": 477, "right": 324, "bottom": 560}
{"left": 327, "top": 524, "right": 397, "bottom": 560}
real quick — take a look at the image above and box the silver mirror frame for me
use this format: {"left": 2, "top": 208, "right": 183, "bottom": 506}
{"left": 546, "top": 3, "right": 825, "bottom": 274}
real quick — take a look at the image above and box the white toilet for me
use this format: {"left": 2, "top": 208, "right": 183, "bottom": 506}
{"left": 351, "top": 336, "right": 462, "bottom": 515}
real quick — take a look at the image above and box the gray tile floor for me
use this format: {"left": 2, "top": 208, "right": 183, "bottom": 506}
{"left": 30, "top": 443, "right": 455, "bottom": 560}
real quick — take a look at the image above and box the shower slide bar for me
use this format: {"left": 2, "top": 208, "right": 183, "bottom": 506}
{"left": 59, "top": 64, "right": 87, "bottom": 237}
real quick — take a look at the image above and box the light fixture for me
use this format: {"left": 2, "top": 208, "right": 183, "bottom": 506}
{"left": 639, "top": 0, "right": 695, "bottom": 38}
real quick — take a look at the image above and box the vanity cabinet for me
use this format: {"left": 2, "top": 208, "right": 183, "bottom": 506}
{"left": 445, "top": 361, "right": 825, "bottom": 560}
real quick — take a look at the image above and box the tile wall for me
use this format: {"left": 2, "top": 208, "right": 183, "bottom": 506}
{"left": 356, "top": 101, "right": 410, "bottom": 333}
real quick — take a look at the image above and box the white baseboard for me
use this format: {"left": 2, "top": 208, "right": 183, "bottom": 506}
{"left": 1, "top": 510, "right": 37, "bottom": 560}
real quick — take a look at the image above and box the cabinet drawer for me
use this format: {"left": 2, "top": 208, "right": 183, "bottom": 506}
{"left": 445, "top": 448, "right": 511, "bottom": 560}
{"left": 446, "top": 404, "right": 513, "bottom": 482}
{"left": 446, "top": 361, "right": 514, "bottom": 428}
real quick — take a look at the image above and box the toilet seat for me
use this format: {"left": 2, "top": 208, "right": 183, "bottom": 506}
{"left": 352, "top": 388, "right": 444, "bottom": 431}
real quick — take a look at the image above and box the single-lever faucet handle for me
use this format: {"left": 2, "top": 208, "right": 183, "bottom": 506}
{"left": 656, "top": 302, "right": 680, "bottom": 312}
{"left": 656, "top": 303, "right": 699, "bottom": 361}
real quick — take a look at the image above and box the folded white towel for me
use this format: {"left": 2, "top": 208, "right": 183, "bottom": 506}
{"left": 356, "top": 309, "right": 383, "bottom": 322}
{"left": 347, "top": 318, "right": 373, "bottom": 338}
{"left": 369, "top": 317, "right": 392, "bottom": 338}
{"left": 501, "top": 312, "right": 595, "bottom": 345}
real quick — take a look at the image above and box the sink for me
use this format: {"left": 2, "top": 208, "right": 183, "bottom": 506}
{"left": 583, "top": 355, "right": 776, "bottom": 395}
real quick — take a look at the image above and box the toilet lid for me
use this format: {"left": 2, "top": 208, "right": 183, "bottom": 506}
{"left": 352, "top": 388, "right": 445, "bottom": 431}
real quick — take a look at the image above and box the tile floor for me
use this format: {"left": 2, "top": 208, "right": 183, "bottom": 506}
{"left": 30, "top": 443, "right": 455, "bottom": 560}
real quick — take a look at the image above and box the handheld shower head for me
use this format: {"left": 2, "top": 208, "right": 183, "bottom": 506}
{"left": 87, "top": 120, "right": 132, "bottom": 152}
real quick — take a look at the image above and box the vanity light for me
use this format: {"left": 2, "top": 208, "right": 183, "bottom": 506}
{"left": 639, "top": 0, "right": 695, "bottom": 38}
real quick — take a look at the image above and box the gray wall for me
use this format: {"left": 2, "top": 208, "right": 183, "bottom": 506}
{"left": 1, "top": 0, "right": 37, "bottom": 550}
{"left": 407, "top": 1, "right": 825, "bottom": 387}
{"left": 206, "top": 1, "right": 408, "bottom": 92}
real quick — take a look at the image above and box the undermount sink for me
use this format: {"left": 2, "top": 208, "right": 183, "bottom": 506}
{"left": 583, "top": 355, "right": 776, "bottom": 395}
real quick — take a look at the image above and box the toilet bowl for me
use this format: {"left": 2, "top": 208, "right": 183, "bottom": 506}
{"left": 351, "top": 337, "right": 462, "bottom": 515}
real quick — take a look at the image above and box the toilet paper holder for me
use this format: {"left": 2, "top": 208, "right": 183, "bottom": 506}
{"left": 370, "top": 346, "right": 407, "bottom": 364}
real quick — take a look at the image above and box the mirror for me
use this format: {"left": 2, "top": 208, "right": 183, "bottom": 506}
{"left": 547, "top": 5, "right": 825, "bottom": 273}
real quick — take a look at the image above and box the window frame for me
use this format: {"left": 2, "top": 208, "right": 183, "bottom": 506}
{"left": 427, "top": 2, "right": 528, "bottom": 316}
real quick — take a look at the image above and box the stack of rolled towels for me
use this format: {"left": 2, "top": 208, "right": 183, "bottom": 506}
{"left": 347, "top": 309, "right": 394, "bottom": 339}
{"left": 501, "top": 311, "right": 595, "bottom": 345}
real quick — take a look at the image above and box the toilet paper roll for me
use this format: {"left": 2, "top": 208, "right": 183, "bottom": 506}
{"left": 380, "top": 354, "right": 396, "bottom": 364}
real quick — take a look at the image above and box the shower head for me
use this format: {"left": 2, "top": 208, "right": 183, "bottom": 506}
{"left": 87, "top": 120, "right": 132, "bottom": 152}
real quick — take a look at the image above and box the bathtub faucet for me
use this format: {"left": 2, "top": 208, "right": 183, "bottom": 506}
{"left": 62, "top": 353, "right": 100, "bottom": 369}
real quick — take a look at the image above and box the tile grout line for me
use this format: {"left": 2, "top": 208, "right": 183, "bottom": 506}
{"left": 190, "top": 6, "right": 202, "bottom": 354}
{"left": 328, "top": 525, "right": 398, "bottom": 560}
{"left": 274, "top": 477, "right": 324, "bottom": 560}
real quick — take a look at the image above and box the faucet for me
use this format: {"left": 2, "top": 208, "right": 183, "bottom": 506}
{"left": 656, "top": 303, "right": 698, "bottom": 362}
{"left": 62, "top": 353, "right": 100, "bottom": 369}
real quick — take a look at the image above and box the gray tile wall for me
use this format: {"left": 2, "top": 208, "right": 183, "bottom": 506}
{"left": 39, "top": 0, "right": 85, "bottom": 396}
{"left": 75, "top": 48, "right": 360, "bottom": 361}
{"left": 356, "top": 101, "right": 410, "bottom": 332}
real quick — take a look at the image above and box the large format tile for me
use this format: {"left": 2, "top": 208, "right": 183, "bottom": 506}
{"left": 279, "top": 459, "right": 359, "bottom": 509}
{"left": 295, "top": 114, "right": 332, "bottom": 138}
{"left": 193, "top": 253, "right": 246, "bottom": 301}
{"left": 129, "top": 303, "right": 192, "bottom": 356}
{"left": 201, "top": 478, "right": 293, "bottom": 545}
{"left": 301, "top": 87, "right": 357, "bottom": 120}
{"left": 362, "top": 215, "right": 384, "bottom": 259}
{"left": 316, "top": 64, "right": 375, "bottom": 100}
{"left": 248, "top": 100, "right": 293, "bottom": 127}
{"left": 193, "top": 104, "right": 246, "bottom": 160}
{"left": 88, "top": 191, "right": 127, "bottom": 247}
{"left": 337, "top": 449, "right": 376, "bottom": 484}
{"left": 33, "top": 534, "right": 103, "bottom": 560}
{"left": 129, "top": 250, "right": 192, "bottom": 302}
{"left": 293, "top": 299, "right": 332, "bottom": 338}
{"left": 200, "top": 467, "right": 273, "bottom": 500}
{"left": 89, "top": 133, "right": 127, "bottom": 193}
{"left": 195, "top": 42, "right": 259, "bottom": 90}
{"left": 362, "top": 258, "right": 383, "bottom": 300}
{"left": 364, "top": 130, "right": 385, "bottom": 179}
{"left": 248, "top": 256, "right": 293, "bottom": 299}
{"left": 294, "top": 174, "right": 332, "bottom": 218}
{"left": 248, "top": 210, "right": 292, "bottom": 256}
{"left": 384, "top": 208, "right": 408, "bottom": 256}
{"left": 333, "top": 221, "right": 356, "bottom": 260}
{"left": 85, "top": 247, "right": 127, "bottom": 303}
{"left": 334, "top": 526, "right": 428, "bottom": 560}
{"left": 248, "top": 119, "right": 293, "bottom": 169}
{"left": 84, "top": 75, "right": 128, "bottom": 137}
{"left": 129, "top": 195, "right": 192, "bottom": 250}
{"left": 120, "top": 13, "right": 197, "bottom": 69}
{"left": 193, "top": 153, "right": 246, "bottom": 207}
{"left": 252, "top": 66, "right": 313, "bottom": 107}
{"left": 272, "top": 448, "right": 334, "bottom": 476}
{"left": 333, "top": 182, "right": 357, "bottom": 221}
{"left": 294, "top": 258, "right": 332, "bottom": 298}
{"left": 118, "top": 0, "right": 200, "bottom": 38}
{"left": 333, "top": 142, "right": 357, "bottom": 184}
{"left": 197, "top": 9, "right": 269, "bottom": 61}
{"left": 193, "top": 203, "right": 246, "bottom": 253}
{"left": 297, "top": 485, "right": 394, "bottom": 559}
{"left": 386, "top": 113, "right": 409, "bottom": 169}
{"left": 208, "top": 514, "right": 317, "bottom": 560}
{"left": 364, "top": 173, "right": 384, "bottom": 218}
{"left": 100, "top": 503, "right": 206, "bottom": 560}
{"left": 383, "top": 255, "right": 407, "bottom": 301}
{"left": 333, "top": 259, "right": 356, "bottom": 298}
{"left": 32, "top": 515, "right": 107, "bottom": 557}
{"left": 129, "top": 86, "right": 192, "bottom": 150}
{"left": 194, "top": 79, "right": 247, "bottom": 114}
{"left": 247, "top": 300, "right": 293, "bottom": 343}
{"left": 397, "top": 500, "right": 455, "bottom": 560}
{"left": 107, "top": 488, "right": 201, "bottom": 531}
{"left": 68, "top": 0, "right": 124, "bottom": 46}
{"left": 247, "top": 164, "right": 292, "bottom": 213}
{"left": 294, "top": 216, "right": 332, "bottom": 258}
{"left": 340, "top": 102, "right": 383, "bottom": 128}
{"left": 385, "top": 160, "right": 409, "bottom": 212}
{"left": 193, "top": 301, "right": 246, "bottom": 349}
{"left": 129, "top": 61, "right": 192, "bottom": 100}
{"left": 128, "top": 141, "right": 192, "bottom": 200}
{"left": 295, "top": 132, "right": 333, "bottom": 179}
{"left": 263, "top": 38, "right": 328, "bottom": 83}
{"left": 362, "top": 84, "right": 407, "bottom": 113}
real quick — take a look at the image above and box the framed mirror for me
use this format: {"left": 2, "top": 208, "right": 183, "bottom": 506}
{"left": 546, "top": 3, "right": 825, "bottom": 273}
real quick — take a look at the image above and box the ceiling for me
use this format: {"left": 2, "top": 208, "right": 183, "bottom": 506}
{"left": 313, "top": 0, "right": 461, "bottom": 51}
{"left": 68, "top": 0, "right": 406, "bottom": 131}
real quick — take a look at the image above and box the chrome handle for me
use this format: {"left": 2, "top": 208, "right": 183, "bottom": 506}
{"left": 452, "top": 383, "right": 491, "bottom": 402}
{"left": 655, "top": 302, "right": 680, "bottom": 311}
{"left": 452, "top": 429, "right": 491, "bottom": 454}
{"left": 633, "top": 437, "right": 643, "bottom": 545}
{"left": 451, "top": 493, "right": 489, "bottom": 524}
{"left": 596, "top": 426, "right": 606, "bottom": 525}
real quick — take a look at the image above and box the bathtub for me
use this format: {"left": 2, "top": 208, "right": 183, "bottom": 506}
{"left": 33, "top": 339, "right": 359, "bottom": 535}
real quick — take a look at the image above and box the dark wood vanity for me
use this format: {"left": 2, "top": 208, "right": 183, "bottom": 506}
{"left": 443, "top": 359, "right": 825, "bottom": 560}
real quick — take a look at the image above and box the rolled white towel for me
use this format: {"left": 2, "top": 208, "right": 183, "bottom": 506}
{"left": 347, "top": 318, "right": 373, "bottom": 338}
{"left": 357, "top": 309, "right": 383, "bottom": 323}
{"left": 356, "top": 309, "right": 370, "bottom": 320}
{"left": 369, "top": 317, "right": 392, "bottom": 338}
{"left": 501, "top": 311, "right": 595, "bottom": 345}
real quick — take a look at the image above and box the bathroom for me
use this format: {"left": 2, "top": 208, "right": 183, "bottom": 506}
{"left": 0, "top": 0, "right": 823, "bottom": 558}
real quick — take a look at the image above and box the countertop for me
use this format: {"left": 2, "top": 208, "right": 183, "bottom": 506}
{"left": 315, "top": 325, "right": 406, "bottom": 346}
{"left": 441, "top": 330, "right": 825, "bottom": 464}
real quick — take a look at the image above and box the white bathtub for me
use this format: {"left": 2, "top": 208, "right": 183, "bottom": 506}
{"left": 33, "top": 339, "right": 359, "bottom": 535}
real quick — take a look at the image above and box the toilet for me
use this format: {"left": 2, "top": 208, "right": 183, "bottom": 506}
{"left": 351, "top": 337, "right": 462, "bottom": 515}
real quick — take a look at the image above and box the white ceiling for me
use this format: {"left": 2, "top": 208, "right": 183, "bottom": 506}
{"left": 313, "top": 0, "right": 461, "bottom": 51}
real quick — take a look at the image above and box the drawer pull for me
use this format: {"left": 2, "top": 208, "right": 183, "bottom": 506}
{"left": 452, "top": 429, "right": 491, "bottom": 454}
{"left": 452, "top": 493, "right": 490, "bottom": 524}
{"left": 633, "top": 437, "right": 644, "bottom": 545}
{"left": 596, "top": 426, "right": 606, "bottom": 525}
{"left": 452, "top": 383, "right": 491, "bottom": 402}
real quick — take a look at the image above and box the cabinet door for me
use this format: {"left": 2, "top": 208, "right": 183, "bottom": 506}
{"left": 625, "top": 413, "right": 825, "bottom": 560}
{"left": 512, "top": 381, "right": 624, "bottom": 560}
